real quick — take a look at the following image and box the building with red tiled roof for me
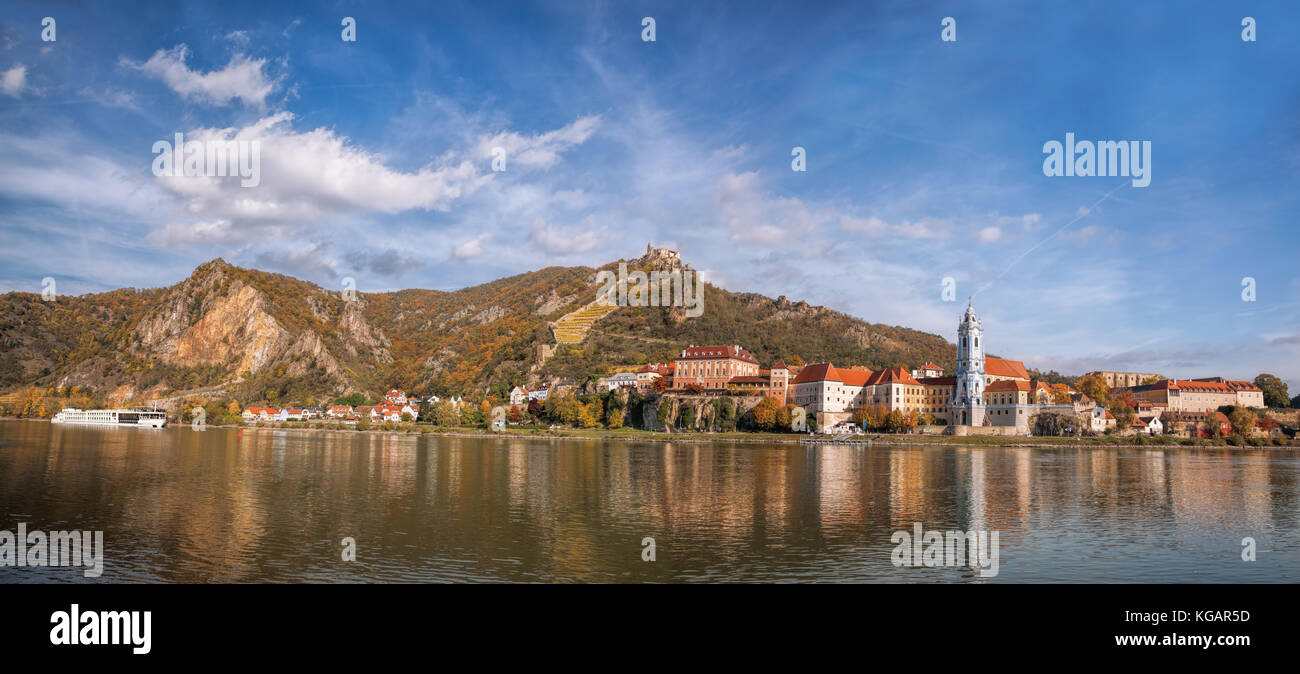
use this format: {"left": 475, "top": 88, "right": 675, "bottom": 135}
{"left": 673, "top": 345, "right": 760, "bottom": 391}
{"left": 1128, "top": 378, "right": 1245, "bottom": 413}
{"left": 1195, "top": 377, "right": 1265, "bottom": 408}
{"left": 788, "top": 363, "right": 930, "bottom": 427}
{"left": 984, "top": 357, "right": 1030, "bottom": 382}
{"left": 635, "top": 362, "right": 674, "bottom": 393}
{"left": 241, "top": 406, "right": 279, "bottom": 421}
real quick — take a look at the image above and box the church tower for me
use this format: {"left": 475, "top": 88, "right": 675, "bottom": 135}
{"left": 950, "top": 298, "right": 986, "bottom": 426}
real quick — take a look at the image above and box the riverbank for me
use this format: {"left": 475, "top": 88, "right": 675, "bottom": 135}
{"left": 6, "top": 416, "right": 1295, "bottom": 449}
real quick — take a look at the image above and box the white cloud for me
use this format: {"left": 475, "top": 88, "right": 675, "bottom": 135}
{"left": 1, "top": 63, "right": 27, "bottom": 97}
{"left": 453, "top": 234, "right": 489, "bottom": 259}
{"left": 127, "top": 45, "right": 277, "bottom": 107}
{"left": 840, "top": 214, "right": 948, "bottom": 239}
{"left": 715, "top": 171, "right": 829, "bottom": 244}
{"left": 150, "top": 112, "right": 492, "bottom": 246}
{"left": 473, "top": 115, "right": 600, "bottom": 169}
{"left": 78, "top": 86, "right": 139, "bottom": 110}
{"left": 527, "top": 218, "right": 604, "bottom": 255}
{"left": 978, "top": 226, "right": 1001, "bottom": 242}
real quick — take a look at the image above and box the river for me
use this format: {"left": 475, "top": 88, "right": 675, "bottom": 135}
{"left": 0, "top": 420, "right": 1295, "bottom": 583}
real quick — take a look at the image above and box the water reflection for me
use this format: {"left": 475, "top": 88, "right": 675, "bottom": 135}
{"left": 0, "top": 420, "right": 1295, "bottom": 583}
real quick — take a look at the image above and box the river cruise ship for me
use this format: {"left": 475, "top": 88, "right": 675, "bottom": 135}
{"left": 51, "top": 407, "right": 168, "bottom": 428}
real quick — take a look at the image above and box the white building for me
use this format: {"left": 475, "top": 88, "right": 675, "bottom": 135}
{"left": 949, "top": 299, "right": 987, "bottom": 427}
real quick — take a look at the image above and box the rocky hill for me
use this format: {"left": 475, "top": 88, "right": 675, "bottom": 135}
{"left": 0, "top": 247, "right": 956, "bottom": 406}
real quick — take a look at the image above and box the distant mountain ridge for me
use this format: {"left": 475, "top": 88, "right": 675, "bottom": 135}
{"left": 0, "top": 248, "right": 957, "bottom": 405}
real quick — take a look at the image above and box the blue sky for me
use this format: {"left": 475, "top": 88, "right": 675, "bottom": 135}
{"left": 1, "top": 0, "right": 1297, "bottom": 391}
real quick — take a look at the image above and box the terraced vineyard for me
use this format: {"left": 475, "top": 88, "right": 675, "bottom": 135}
{"left": 551, "top": 301, "right": 619, "bottom": 344}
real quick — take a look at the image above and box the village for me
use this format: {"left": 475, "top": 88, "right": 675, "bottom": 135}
{"left": 236, "top": 300, "right": 1295, "bottom": 444}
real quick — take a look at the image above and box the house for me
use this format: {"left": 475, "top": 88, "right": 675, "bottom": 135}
{"left": 302, "top": 406, "right": 324, "bottom": 419}
{"left": 374, "top": 403, "right": 418, "bottom": 422}
{"left": 1086, "top": 406, "right": 1115, "bottom": 434}
{"left": 241, "top": 406, "right": 279, "bottom": 421}
{"left": 354, "top": 405, "right": 376, "bottom": 420}
{"left": 327, "top": 405, "right": 354, "bottom": 418}
{"left": 509, "top": 386, "right": 528, "bottom": 406}
{"left": 603, "top": 372, "right": 639, "bottom": 392}
{"left": 1132, "top": 415, "right": 1163, "bottom": 435}
{"left": 384, "top": 389, "right": 408, "bottom": 404}
{"left": 278, "top": 407, "right": 305, "bottom": 421}
{"left": 911, "top": 362, "right": 944, "bottom": 379}
{"left": 636, "top": 363, "right": 673, "bottom": 393}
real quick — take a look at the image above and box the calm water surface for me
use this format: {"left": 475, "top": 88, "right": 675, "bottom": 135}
{"left": 0, "top": 419, "right": 1296, "bottom": 583}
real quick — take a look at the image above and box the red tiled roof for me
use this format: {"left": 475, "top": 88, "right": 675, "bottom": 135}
{"left": 985, "top": 357, "right": 1030, "bottom": 380}
{"left": 918, "top": 376, "right": 956, "bottom": 386}
{"left": 839, "top": 367, "right": 875, "bottom": 387}
{"left": 865, "top": 366, "right": 919, "bottom": 386}
{"left": 986, "top": 379, "right": 1030, "bottom": 392}
{"left": 1167, "top": 380, "right": 1235, "bottom": 394}
{"left": 772, "top": 359, "right": 788, "bottom": 369}
{"left": 677, "top": 345, "right": 759, "bottom": 364}
{"left": 919, "top": 362, "right": 942, "bottom": 370}
{"left": 790, "top": 363, "right": 838, "bottom": 385}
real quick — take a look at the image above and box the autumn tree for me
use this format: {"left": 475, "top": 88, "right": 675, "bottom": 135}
{"left": 1108, "top": 399, "right": 1135, "bottom": 429}
{"left": 902, "top": 410, "right": 919, "bottom": 432}
{"left": 1204, "top": 413, "right": 1223, "bottom": 438}
{"left": 1228, "top": 407, "right": 1256, "bottom": 437}
{"left": 1076, "top": 373, "right": 1110, "bottom": 406}
{"left": 884, "top": 409, "right": 905, "bottom": 433}
{"left": 578, "top": 403, "right": 599, "bottom": 428}
{"left": 750, "top": 396, "right": 782, "bottom": 431}
{"left": 851, "top": 404, "right": 873, "bottom": 428}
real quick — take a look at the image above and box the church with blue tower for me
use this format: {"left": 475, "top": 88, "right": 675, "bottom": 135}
{"left": 950, "top": 298, "right": 987, "bottom": 427}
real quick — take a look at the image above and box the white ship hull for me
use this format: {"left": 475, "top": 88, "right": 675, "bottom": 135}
{"left": 51, "top": 408, "right": 168, "bottom": 428}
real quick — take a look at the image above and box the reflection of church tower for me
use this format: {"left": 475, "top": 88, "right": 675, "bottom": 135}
{"left": 950, "top": 298, "right": 986, "bottom": 426}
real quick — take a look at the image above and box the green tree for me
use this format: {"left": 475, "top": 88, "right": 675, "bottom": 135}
{"left": 1253, "top": 374, "right": 1290, "bottom": 408}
